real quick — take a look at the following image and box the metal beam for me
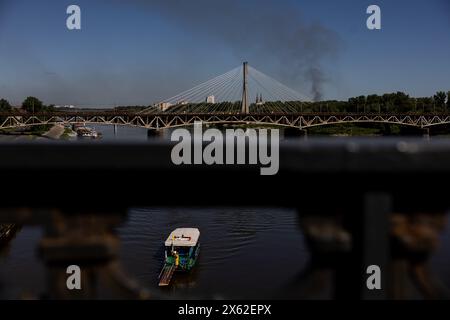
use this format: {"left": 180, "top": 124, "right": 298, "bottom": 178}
{"left": 1, "top": 112, "right": 450, "bottom": 130}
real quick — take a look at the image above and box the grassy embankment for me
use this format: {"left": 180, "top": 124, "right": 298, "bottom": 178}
{"left": 60, "top": 127, "right": 76, "bottom": 139}
{"left": 0, "top": 124, "right": 53, "bottom": 136}
{"left": 0, "top": 125, "right": 77, "bottom": 139}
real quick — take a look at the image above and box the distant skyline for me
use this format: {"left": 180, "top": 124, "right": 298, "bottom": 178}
{"left": 0, "top": 0, "right": 449, "bottom": 106}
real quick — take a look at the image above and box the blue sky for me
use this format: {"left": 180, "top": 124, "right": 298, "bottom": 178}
{"left": 0, "top": 0, "right": 449, "bottom": 106}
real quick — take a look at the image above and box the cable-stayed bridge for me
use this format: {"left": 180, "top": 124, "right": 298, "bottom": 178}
{"left": 2, "top": 62, "right": 450, "bottom": 131}
{"left": 140, "top": 62, "right": 312, "bottom": 114}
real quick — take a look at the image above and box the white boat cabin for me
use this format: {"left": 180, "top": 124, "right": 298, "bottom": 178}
{"left": 165, "top": 228, "right": 200, "bottom": 247}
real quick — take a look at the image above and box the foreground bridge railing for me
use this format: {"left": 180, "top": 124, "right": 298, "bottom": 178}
{"left": 1, "top": 138, "right": 450, "bottom": 299}
{"left": 2, "top": 112, "right": 450, "bottom": 130}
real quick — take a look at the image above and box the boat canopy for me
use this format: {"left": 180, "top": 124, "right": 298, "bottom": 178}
{"left": 165, "top": 228, "right": 200, "bottom": 247}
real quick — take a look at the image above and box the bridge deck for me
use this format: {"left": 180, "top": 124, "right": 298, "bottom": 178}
{"left": 2, "top": 112, "right": 450, "bottom": 130}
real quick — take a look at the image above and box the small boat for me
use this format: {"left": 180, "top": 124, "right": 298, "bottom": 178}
{"left": 158, "top": 228, "right": 200, "bottom": 287}
{"left": 76, "top": 126, "right": 99, "bottom": 138}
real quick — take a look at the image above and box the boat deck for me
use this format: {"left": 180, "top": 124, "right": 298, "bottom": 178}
{"left": 158, "top": 264, "right": 176, "bottom": 286}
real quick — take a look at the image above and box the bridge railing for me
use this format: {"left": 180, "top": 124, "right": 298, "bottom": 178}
{"left": 3, "top": 111, "right": 450, "bottom": 117}
{"left": 0, "top": 138, "right": 450, "bottom": 299}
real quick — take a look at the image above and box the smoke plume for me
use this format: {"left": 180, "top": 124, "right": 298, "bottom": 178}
{"left": 307, "top": 67, "right": 327, "bottom": 101}
{"left": 120, "top": 0, "right": 341, "bottom": 101}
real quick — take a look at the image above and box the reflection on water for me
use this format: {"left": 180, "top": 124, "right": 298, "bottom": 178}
{"left": 0, "top": 226, "right": 45, "bottom": 299}
{"left": 86, "top": 125, "right": 153, "bottom": 141}
{"left": 0, "top": 124, "right": 155, "bottom": 142}
{"left": 0, "top": 123, "right": 292, "bottom": 142}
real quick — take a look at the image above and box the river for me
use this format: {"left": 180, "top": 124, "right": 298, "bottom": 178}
{"left": 1, "top": 125, "right": 450, "bottom": 299}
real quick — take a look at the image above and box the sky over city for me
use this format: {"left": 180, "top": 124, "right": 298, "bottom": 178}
{"left": 0, "top": 0, "right": 449, "bottom": 106}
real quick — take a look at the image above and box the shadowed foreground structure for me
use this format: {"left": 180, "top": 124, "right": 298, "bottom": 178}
{"left": 0, "top": 138, "right": 450, "bottom": 299}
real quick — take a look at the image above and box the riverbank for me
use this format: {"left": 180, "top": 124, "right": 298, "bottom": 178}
{"left": 0, "top": 124, "right": 76, "bottom": 140}
{"left": 42, "top": 124, "right": 65, "bottom": 139}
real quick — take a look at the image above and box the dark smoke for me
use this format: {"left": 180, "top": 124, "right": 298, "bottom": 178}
{"left": 307, "top": 67, "right": 326, "bottom": 102}
{"left": 117, "top": 0, "right": 341, "bottom": 101}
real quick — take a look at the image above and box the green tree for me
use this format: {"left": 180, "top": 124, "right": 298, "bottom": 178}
{"left": 44, "top": 104, "right": 56, "bottom": 112}
{"left": 366, "top": 94, "right": 381, "bottom": 113}
{"left": 434, "top": 91, "right": 447, "bottom": 109}
{"left": 382, "top": 93, "right": 395, "bottom": 112}
{"left": 355, "top": 96, "right": 366, "bottom": 112}
{"left": 417, "top": 97, "right": 433, "bottom": 113}
{"left": 0, "top": 99, "right": 12, "bottom": 111}
{"left": 348, "top": 97, "right": 358, "bottom": 112}
{"left": 389, "top": 92, "right": 412, "bottom": 113}
{"left": 22, "top": 96, "right": 44, "bottom": 113}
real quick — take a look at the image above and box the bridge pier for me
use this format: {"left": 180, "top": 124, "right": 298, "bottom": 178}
{"left": 301, "top": 129, "right": 308, "bottom": 140}
{"left": 284, "top": 127, "right": 304, "bottom": 138}
{"left": 422, "top": 128, "right": 430, "bottom": 140}
{"left": 147, "top": 128, "right": 164, "bottom": 138}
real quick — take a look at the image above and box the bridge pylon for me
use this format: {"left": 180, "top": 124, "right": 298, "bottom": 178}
{"left": 241, "top": 62, "right": 249, "bottom": 114}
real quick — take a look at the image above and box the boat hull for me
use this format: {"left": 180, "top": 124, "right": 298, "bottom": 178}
{"left": 158, "top": 243, "right": 200, "bottom": 286}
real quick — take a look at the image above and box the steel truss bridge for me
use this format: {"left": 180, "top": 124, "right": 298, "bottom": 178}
{"left": 2, "top": 112, "right": 450, "bottom": 130}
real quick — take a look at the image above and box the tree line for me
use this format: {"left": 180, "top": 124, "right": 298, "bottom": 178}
{"left": 0, "top": 97, "right": 56, "bottom": 113}
{"left": 299, "top": 91, "right": 450, "bottom": 113}
{"left": 1, "top": 91, "right": 449, "bottom": 113}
